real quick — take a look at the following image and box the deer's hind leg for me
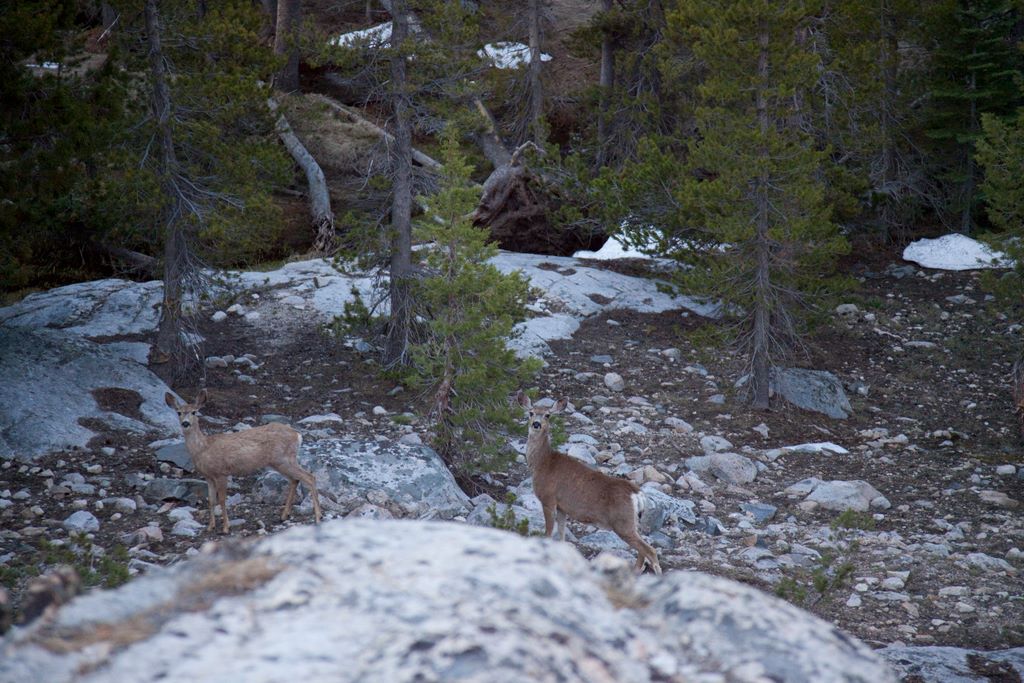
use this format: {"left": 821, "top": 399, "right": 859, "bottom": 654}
{"left": 216, "top": 477, "right": 230, "bottom": 534}
{"left": 619, "top": 530, "right": 661, "bottom": 575}
{"left": 276, "top": 461, "right": 320, "bottom": 523}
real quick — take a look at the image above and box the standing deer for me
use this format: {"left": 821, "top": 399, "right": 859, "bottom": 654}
{"left": 516, "top": 391, "right": 661, "bottom": 574}
{"left": 164, "top": 390, "right": 321, "bottom": 533}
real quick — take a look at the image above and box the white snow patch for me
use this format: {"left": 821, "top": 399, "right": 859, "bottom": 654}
{"left": 781, "top": 442, "right": 849, "bottom": 455}
{"left": 26, "top": 61, "right": 61, "bottom": 71}
{"left": 902, "top": 233, "right": 1010, "bottom": 271}
{"left": 573, "top": 234, "right": 658, "bottom": 261}
{"left": 330, "top": 22, "right": 392, "bottom": 49}
{"left": 478, "top": 42, "right": 552, "bottom": 70}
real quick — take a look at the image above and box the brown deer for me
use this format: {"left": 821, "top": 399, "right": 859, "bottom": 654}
{"left": 164, "top": 390, "right": 321, "bottom": 533}
{"left": 516, "top": 391, "right": 661, "bottom": 574}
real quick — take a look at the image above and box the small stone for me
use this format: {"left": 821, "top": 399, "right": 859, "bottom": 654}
{"left": 63, "top": 510, "right": 100, "bottom": 533}
{"left": 85, "top": 464, "right": 102, "bottom": 474}
{"left": 100, "top": 447, "right": 115, "bottom": 457}
{"left": 205, "top": 356, "right": 228, "bottom": 369}
{"left": 846, "top": 593, "right": 862, "bottom": 607}
{"left": 590, "top": 355, "right": 613, "bottom": 364}
{"left": 171, "top": 518, "right": 203, "bottom": 537}
{"left": 978, "top": 490, "right": 1019, "bottom": 509}
{"left": 226, "top": 303, "right": 245, "bottom": 316}
{"left": 707, "top": 394, "right": 726, "bottom": 405}
{"left": 938, "top": 586, "right": 968, "bottom": 598}
{"left": 700, "top": 435, "right": 732, "bottom": 454}
{"left": 880, "top": 577, "right": 905, "bottom": 591}
{"left": 739, "top": 502, "right": 777, "bottom": 524}
{"left": 372, "top": 406, "right": 388, "bottom": 416}
{"left": 995, "top": 464, "right": 1016, "bottom": 476}
{"left": 603, "top": 372, "right": 625, "bottom": 392}
{"left": 663, "top": 417, "right": 693, "bottom": 433}
{"left": 835, "top": 303, "right": 859, "bottom": 316}
{"left": 211, "top": 311, "right": 228, "bottom": 323}
{"left": 661, "top": 348, "right": 681, "bottom": 360}
{"left": 398, "top": 433, "right": 423, "bottom": 446}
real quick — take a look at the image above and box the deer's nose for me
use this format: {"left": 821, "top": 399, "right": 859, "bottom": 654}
{"left": 181, "top": 419, "right": 191, "bottom": 428}
{"left": 531, "top": 421, "right": 541, "bottom": 429}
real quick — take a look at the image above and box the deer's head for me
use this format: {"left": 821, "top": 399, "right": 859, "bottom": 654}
{"left": 516, "top": 390, "right": 567, "bottom": 439}
{"left": 165, "top": 390, "right": 207, "bottom": 430}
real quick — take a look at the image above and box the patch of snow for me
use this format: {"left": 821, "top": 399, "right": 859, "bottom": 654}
{"left": 902, "top": 233, "right": 1010, "bottom": 271}
{"left": 781, "top": 442, "right": 849, "bottom": 455}
{"left": 330, "top": 22, "right": 392, "bottom": 49}
{"left": 478, "top": 42, "right": 552, "bottom": 70}
{"left": 26, "top": 61, "right": 61, "bottom": 71}
{"left": 573, "top": 234, "right": 659, "bottom": 261}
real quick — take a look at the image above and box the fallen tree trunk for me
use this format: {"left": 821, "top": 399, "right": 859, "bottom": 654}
{"left": 308, "top": 93, "right": 442, "bottom": 171}
{"left": 269, "top": 98, "right": 336, "bottom": 253}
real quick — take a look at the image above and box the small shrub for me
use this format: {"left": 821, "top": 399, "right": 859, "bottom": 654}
{"left": 486, "top": 493, "right": 532, "bottom": 537}
{"left": 831, "top": 509, "right": 876, "bottom": 531}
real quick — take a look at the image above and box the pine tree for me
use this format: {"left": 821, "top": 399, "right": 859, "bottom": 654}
{"left": 975, "top": 109, "right": 1024, "bottom": 291}
{"left": 405, "top": 130, "right": 540, "bottom": 477}
{"left": 926, "top": 0, "right": 1022, "bottom": 234}
{"left": 665, "top": 0, "right": 849, "bottom": 408}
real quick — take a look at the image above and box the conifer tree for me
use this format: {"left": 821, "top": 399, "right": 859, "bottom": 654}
{"left": 404, "top": 130, "right": 540, "bottom": 477}
{"left": 926, "top": 0, "right": 1022, "bottom": 234}
{"left": 664, "top": 0, "right": 849, "bottom": 409}
{"left": 975, "top": 108, "right": 1024, "bottom": 290}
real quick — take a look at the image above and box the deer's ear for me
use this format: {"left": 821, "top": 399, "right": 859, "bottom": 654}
{"left": 516, "top": 390, "right": 532, "bottom": 409}
{"left": 195, "top": 389, "right": 208, "bottom": 409}
{"left": 553, "top": 398, "right": 569, "bottom": 413}
{"left": 164, "top": 392, "right": 178, "bottom": 409}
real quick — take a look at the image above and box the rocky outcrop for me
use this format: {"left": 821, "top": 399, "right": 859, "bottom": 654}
{"left": 0, "top": 520, "right": 894, "bottom": 683}
{"left": 0, "top": 327, "right": 178, "bottom": 460}
{"left": 256, "top": 439, "right": 471, "bottom": 519}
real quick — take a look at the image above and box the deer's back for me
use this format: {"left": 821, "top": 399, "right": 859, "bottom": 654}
{"left": 194, "top": 423, "right": 300, "bottom": 477}
{"left": 533, "top": 450, "right": 639, "bottom": 526}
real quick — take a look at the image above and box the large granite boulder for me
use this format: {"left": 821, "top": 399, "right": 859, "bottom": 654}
{"left": 256, "top": 438, "right": 471, "bottom": 519}
{"left": 879, "top": 644, "right": 1024, "bottom": 681}
{"left": 0, "top": 519, "right": 895, "bottom": 683}
{"left": 0, "top": 327, "right": 178, "bottom": 461}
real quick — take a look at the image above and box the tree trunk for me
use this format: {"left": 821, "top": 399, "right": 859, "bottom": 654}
{"left": 878, "top": 1, "right": 899, "bottom": 240}
{"left": 528, "top": 0, "right": 545, "bottom": 143}
{"left": 595, "top": 0, "right": 614, "bottom": 167}
{"left": 751, "top": 20, "right": 772, "bottom": 411}
{"left": 145, "top": 0, "right": 186, "bottom": 367}
{"left": 274, "top": 0, "right": 301, "bottom": 93}
{"left": 269, "top": 99, "right": 335, "bottom": 251}
{"left": 962, "top": 65, "right": 978, "bottom": 235}
{"left": 384, "top": 0, "right": 414, "bottom": 367}
{"left": 101, "top": 2, "right": 117, "bottom": 33}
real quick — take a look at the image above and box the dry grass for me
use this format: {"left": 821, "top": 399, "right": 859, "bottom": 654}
{"left": 34, "top": 556, "right": 282, "bottom": 656}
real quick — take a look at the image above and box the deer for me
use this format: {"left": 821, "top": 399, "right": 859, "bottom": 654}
{"left": 516, "top": 391, "right": 661, "bottom": 575}
{"left": 164, "top": 390, "right": 321, "bottom": 533}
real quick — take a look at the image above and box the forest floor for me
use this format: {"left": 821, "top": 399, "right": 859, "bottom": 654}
{"left": 2, "top": 244, "right": 1022, "bottom": 656}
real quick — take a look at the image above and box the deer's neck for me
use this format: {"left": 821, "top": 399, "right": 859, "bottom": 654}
{"left": 525, "top": 430, "right": 554, "bottom": 471}
{"left": 183, "top": 423, "right": 210, "bottom": 459}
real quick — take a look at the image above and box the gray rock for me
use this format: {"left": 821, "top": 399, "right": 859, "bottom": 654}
{"left": 0, "top": 327, "right": 179, "bottom": 461}
{"left": 0, "top": 520, "right": 894, "bottom": 683}
{"left": 805, "top": 480, "right": 883, "bottom": 512}
{"left": 604, "top": 372, "right": 625, "bottom": 392}
{"left": 210, "top": 311, "right": 228, "bottom": 323}
{"left": 708, "top": 452, "right": 758, "bottom": 485}
{"left": 740, "top": 502, "right": 777, "bottom": 524}
{"left": 700, "top": 435, "right": 732, "bottom": 454}
{"left": 257, "top": 438, "right": 470, "bottom": 519}
{"left": 63, "top": 510, "right": 100, "bottom": 533}
{"left": 590, "top": 354, "right": 613, "bottom": 364}
{"left": 880, "top": 645, "right": 1024, "bottom": 682}
{"left": 785, "top": 477, "right": 823, "bottom": 495}
{"left": 142, "top": 478, "right": 208, "bottom": 505}
{"left": 101, "top": 497, "right": 137, "bottom": 513}
{"left": 774, "top": 368, "right": 853, "bottom": 419}
{"left": 707, "top": 394, "right": 726, "bottom": 405}
{"left": 171, "top": 518, "right": 203, "bottom": 537}
{"left": 155, "top": 441, "right": 193, "bottom": 472}
{"left": 345, "top": 504, "right": 394, "bottom": 520}
{"left": 0, "top": 277, "right": 162, "bottom": 337}
{"left": 663, "top": 417, "right": 693, "bottom": 433}
{"left": 640, "top": 485, "right": 698, "bottom": 533}
{"left": 685, "top": 455, "right": 712, "bottom": 473}
{"left": 965, "top": 552, "right": 1015, "bottom": 573}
